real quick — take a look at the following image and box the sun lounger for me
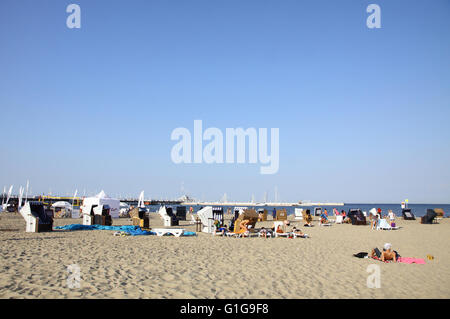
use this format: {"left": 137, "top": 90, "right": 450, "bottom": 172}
{"left": 151, "top": 228, "right": 185, "bottom": 237}
{"left": 272, "top": 221, "right": 292, "bottom": 238}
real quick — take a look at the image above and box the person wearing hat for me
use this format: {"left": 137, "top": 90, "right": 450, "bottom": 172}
{"left": 371, "top": 243, "right": 398, "bottom": 262}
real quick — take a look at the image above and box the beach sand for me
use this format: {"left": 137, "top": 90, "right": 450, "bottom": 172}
{"left": 0, "top": 212, "right": 449, "bottom": 299}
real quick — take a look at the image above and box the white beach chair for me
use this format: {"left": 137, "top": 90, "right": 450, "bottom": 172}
{"left": 335, "top": 215, "right": 343, "bottom": 224}
{"left": 273, "top": 221, "right": 293, "bottom": 238}
{"left": 294, "top": 208, "right": 303, "bottom": 220}
{"left": 20, "top": 202, "right": 53, "bottom": 233}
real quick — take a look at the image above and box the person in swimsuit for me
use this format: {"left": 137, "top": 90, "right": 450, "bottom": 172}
{"left": 371, "top": 243, "right": 398, "bottom": 262}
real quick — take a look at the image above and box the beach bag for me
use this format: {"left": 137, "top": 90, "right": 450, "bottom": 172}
{"left": 391, "top": 222, "right": 396, "bottom": 227}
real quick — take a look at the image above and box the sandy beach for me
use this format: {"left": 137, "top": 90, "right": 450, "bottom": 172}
{"left": 0, "top": 212, "right": 449, "bottom": 299}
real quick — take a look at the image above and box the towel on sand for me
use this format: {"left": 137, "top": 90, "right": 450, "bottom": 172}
{"left": 55, "top": 224, "right": 197, "bottom": 237}
{"left": 55, "top": 224, "right": 156, "bottom": 236}
{"left": 397, "top": 257, "right": 426, "bottom": 264}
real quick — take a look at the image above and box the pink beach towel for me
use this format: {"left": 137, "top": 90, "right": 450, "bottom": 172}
{"left": 397, "top": 257, "right": 426, "bottom": 264}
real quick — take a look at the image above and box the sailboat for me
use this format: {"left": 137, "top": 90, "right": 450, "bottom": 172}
{"left": 1, "top": 185, "right": 13, "bottom": 212}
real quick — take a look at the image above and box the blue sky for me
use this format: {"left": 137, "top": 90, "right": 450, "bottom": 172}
{"left": 1, "top": 0, "right": 449, "bottom": 203}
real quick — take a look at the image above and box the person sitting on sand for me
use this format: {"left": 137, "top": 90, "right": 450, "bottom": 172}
{"left": 371, "top": 243, "right": 398, "bottom": 262}
{"left": 213, "top": 220, "right": 227, "bottom": 236}
{"left": 238, "top": 219, "right": 250, "bottom": 233}
{"left": 304, "top": 210, "right": 313, "bottom": 227}
{"left": 377, "top": 208, "right": 383, "bottom": 219}
{"left": 275, "top": 224, "right": 284, "bottom": 233}
{"left": 343, "top": 213, "right": 352, "bottom": 223}
{"left": 292, "top": 226, "right": 309, "bottom": 238}
{"left": 320, "top": 213, "right": 330, "bottom": 225}
{"left": 388, "top": 210, "right": 396, "bottom": 224}
{"left": 371, "top": 214, "right": 379, "bottom": 229}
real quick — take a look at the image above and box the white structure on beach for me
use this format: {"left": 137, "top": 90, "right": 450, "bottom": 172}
{"left": 80, "top": 190, "right": 120, "bottom": 218}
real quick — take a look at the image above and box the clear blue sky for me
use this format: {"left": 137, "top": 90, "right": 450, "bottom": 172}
{"left": 1, "top": 0, "right": 449, "bottom": 203}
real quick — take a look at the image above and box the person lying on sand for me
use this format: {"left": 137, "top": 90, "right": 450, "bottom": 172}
{"left": 259, "top": 227, "right": 270, "bottom": 238}
{"left": 371, "top": 243, "right": 399, "bottom": 262}
{"left": 292, "top": 227, "right": 309, "bottom": 238}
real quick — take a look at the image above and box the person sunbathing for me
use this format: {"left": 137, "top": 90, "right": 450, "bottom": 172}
{"left": 213, "top": 220, "right": 227, "bottom": 236}
{"left": 276, "top": 224, "right": 284, "bottom": 233}
{"left": 371, "top": 243, "right": 398, "bottom": 262}
{"left": 237, "top": 219, "right": 250, "bottom": 234}
{"left": 292, "top": 227, "right": 309, "bottom": 238}
{"left": 259, "top": 227, "right": 269, "bottom": 238}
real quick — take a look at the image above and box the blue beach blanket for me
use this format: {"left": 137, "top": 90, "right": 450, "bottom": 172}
{"left": 54, "top": 224, "right": 197, "bottom": 237}
{"left": 54, "top": 224, "right": 156, "bottom": 236}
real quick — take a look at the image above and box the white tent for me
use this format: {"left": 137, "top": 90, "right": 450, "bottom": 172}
{"left": 52, "top": 201, "right": 73, "bottom": 212}
{"left": 120, "top": 202, "right": 130, "bottom": 209}
{"left": 80, "top": 190, "right": 120, "bottom": 218}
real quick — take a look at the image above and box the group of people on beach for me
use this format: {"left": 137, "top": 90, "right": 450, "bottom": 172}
{"left": 368, "top": 208, "right": 397, "bottom": 229}
{"left": 212, "top": 218, "right": 309, "bottom": 238}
